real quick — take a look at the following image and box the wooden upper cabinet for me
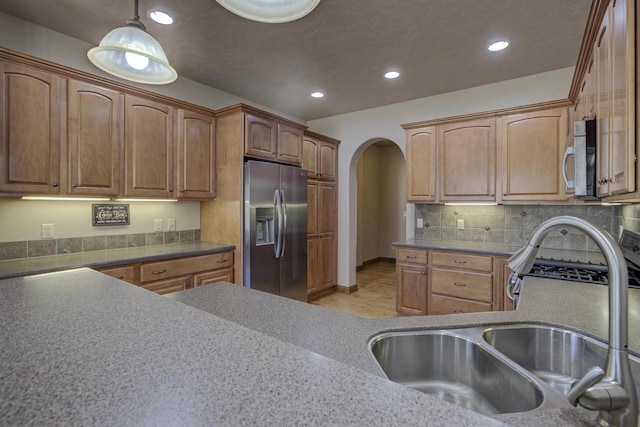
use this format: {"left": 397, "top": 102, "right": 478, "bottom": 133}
{"left": 438, "top": 119, "right": 496, "bottom": 202}
{"left": 596, "top": 8, "right": 612, "bottom": 197}
{"left": 406, "top": 126, "right": 437, "bottom": 202}
{"left": 244, "top": 113, "right": 277, "bottom": 160}
{"left": 124, "top": 95, "right": 174, "bottom": 198}
{"left": 598, "top": 0, "right": 636, "bottom": 195}
{"left": 0, "top": 62, "right": 61, "bottom": 194}
{"left": 277, "top": 123, "right": 303, "bottom": 164}
{"left": 67, "top": 79, "right": 122, "bottom": 196}
{"left": 498, "top": 108, "right": 568, "bottom": 201}
{"left": 176, "top": 109, "right": 216, "bottom": 200}
{"left": 302, "top": 132, "right": 338, "bottom": 180}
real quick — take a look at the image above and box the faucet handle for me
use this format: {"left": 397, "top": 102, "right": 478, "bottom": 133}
{"left": 566, "top": 366, "right": 605, "bottom": 406}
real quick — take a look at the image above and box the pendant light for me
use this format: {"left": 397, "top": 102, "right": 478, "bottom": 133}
{"left": 215, "top": 0, "right": 321, "bottom": 23}
{"left": 88, "top": 0, "right": 177, "bottom": 85}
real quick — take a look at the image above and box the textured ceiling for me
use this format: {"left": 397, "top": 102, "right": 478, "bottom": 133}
{"left": 0, "top": 0, "right": 592, "bottom": 121}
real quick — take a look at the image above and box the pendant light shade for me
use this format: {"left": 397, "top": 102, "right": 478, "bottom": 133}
{"left": 215, "top": 0, "right": 321, "bottom": 23}
{"left": 88, "top": 0, "right": 177, "bottom": 85}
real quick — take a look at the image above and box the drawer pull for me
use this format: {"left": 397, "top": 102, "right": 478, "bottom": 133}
{"left": 216, "top": 258, "right": 228, "bottom": 263}
{"left": 453, "top": 282, "right": 467, "bottom": 287}
{"left": 406, "top": 255, "right": 417, "bottom": 259}
{"left": 453, "top": 260, "right": 467, "bottom": 264}
{"left": 152, "top": 269, "right": 167, "bottom": 275}
{"left": 454, "top": 310, "right": 463, "bottom": 314}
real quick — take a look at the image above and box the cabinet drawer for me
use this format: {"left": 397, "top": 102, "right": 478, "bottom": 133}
{"left": 140, "top": 252, "right": 233, "bottom": 283}
{"left": 431, "top": 251, "right": 492, "bottom": 272}
{"left": 140, "top": 275, "right": 191, "bottom": 295}
{"left": 430, "top": 294, "right": 492, "bottom": 315}
{"left": 431, "top": 268, "right": 493, "bottom": 302}
{"left": 396, "top": 248, "right": 428, "bottom": 265}
{"left": 99, "top": 265, "right": 137, "bottom": 284}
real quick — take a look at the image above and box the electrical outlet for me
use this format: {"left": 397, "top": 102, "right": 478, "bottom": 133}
{"left": 154, "top": 219, "right": 163, "bottom": 232}
{"left": 41, "top": 224, "right": 54, "bottom": 239}
{"left": 457, "top": 219, "right": 465, "bottom": 230}
{"left": 167, "top": 218, "right": 176, "bottom": 231}
{"left": 416, "top": 218, "right": 424, "bottom": 229}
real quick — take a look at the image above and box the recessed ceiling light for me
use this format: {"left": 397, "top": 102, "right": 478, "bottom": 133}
{"left": 384, "top": 71, "right": 400, "bottom": 79}
{"left": 149, "top": 10, "right": 174, "bottom": 25}
{"left": 311, "top": 92, "right": 324, "bottom": 98}
{"left": 488, "top": 40, "right": 509, "bottom": 52}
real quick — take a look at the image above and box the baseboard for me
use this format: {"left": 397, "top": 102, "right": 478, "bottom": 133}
{"left": 335, "top": 283, "right": 358, "bottom": 294}
{"left": 307, "top": 286, "right": 336, "bottom": 301}
{"left": 358, "top": 257, "right": 397, "bottom": 270}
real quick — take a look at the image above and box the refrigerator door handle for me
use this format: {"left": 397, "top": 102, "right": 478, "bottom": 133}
{"left": 273, "top": 189, "right": 283, "bottom": 258}
{"left": 280, "top": 189, "right": 287, "bottom": 258}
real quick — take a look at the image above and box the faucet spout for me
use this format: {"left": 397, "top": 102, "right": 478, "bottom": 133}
{"left": 507, "top": 216, "right": 638, "bottom": 426}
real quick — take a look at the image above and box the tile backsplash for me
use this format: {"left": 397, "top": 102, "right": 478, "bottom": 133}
{"left": 0, "top": 229, "right": 201, "bottom": 261}
{"left": 414, "top": 204, "right": 631, "bottom": 252}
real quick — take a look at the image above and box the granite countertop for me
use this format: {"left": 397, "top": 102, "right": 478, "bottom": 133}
{"left": 2, "top": 266, "right": 637, "bottom": 425}
{"left": 393, "top": 238, "right": 607, "bottom": 264}
{"left": 0, "top": 241, "right": 235, "bottom": 279}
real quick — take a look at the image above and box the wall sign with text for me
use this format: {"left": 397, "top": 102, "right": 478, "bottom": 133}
{"left": 92, "top": 204, "right": 130, "bottom": 226}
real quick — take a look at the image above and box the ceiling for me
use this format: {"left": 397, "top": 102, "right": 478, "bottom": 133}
{"left": 0, "top": 0, "right": 592, "bottom": 121}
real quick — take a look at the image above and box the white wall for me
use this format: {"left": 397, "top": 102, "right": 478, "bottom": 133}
{"left": 308, "top": 67, "right": 575, "bottom": 287}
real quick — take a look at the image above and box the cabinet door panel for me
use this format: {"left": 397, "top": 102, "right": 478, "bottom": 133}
{"left": 177, "top": 109, "right": 215, "bottom": 199}
{"left": 245, "top": 114, "right": 276, "bottom": 159}
{"left": 396, "top": 264, "right": 427, "bottom": 315}
{"left": 194, "top": 268, "right": 234, "bottom": 287}
{"left": 307, "top": 236, "right": 318, "bottom": 293}
{"left": 277, "top": 123, "right": 303, "bottom": 164}
{"left": 302, "top": 136, "right": 318, "bottom": 177}
{"left": 596, "top": 10, "right": 611, "bottom": 196}
{"left": 499, "top": 108, "right": 567, "bottom": 201}
{"left": 124, "top": 95, "right": 174, "bottom": 197}
{"left": 141, "top": 275, "right": 191, "bottom": 295}
{"left": 67, "top": 80, "right": 121, "bottom": 196}
{"left": 0, "top": 62, "right": 60, "bottom": 193}
{"left": 318, "top": 234, "right": 335, "bottom": 289}
{"left": 307, "top": 180, "right": 318, "bottom": 235}
{"left": 318, "top": 142, "right": 337, "bottom": 180}
{"left": 438, "top": 119, "right": 495, "bottom": 201}
{"left": 406, "top": 127, "right": 436, "bottom": 202}
{"left": 99, "top": 265, "right": 137, "bottom": 285}
{"left": 318, "top": 181, "right": 335, "bottom": 234}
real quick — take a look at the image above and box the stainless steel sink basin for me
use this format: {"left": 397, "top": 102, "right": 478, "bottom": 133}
{"left": 368, "top": 330, "right": 545, "bottom": 415}
{"left": 482, "top": 324, "right": 640, "bottom": 406}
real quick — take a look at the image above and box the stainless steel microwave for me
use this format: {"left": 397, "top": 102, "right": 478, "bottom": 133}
{"left": 563, "top": 119, "right": 598, "bottom": 200}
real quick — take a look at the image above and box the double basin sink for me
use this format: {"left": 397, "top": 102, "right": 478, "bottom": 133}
{"left": 368, "top": 324, "right": 640, "bottom": 416}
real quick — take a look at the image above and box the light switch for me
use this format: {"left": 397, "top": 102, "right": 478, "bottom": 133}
{"left": 457, "top": 219, "right": 464, "bottom": 230}
{"left": 416, "top": 218, "right": 424, "bottom": 229}
{"left": 168, "top": 218, "right": 176, "bottom": 231}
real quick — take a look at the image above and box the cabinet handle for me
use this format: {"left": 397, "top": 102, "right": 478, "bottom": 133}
{"left": 197, "top": 280, "right": 202, "bottom": 285}
{"left": 216, "top": 258, "right": 228, "bottom": 263}
{"left": 421, "top": 271, "right": 426, "bottom": 276}
{"left": 406, "top": 255, "right": 417, "bottom": 259}
{"left": 453, "top": 260, "right": 467, "bottom": 264}
{"left": 118, "top": 276, "right": 124, "bottom": 279}
{"left": 454, "top": 310, "right": 463, "bottom": 314}
{"left": 169, "top": 188, "right": 174, "bottom": 193}
{"left": 152, "top": 269, "right": 167, "bottom": 275}
{"left": 71, "top": 183, "right": 78, "bottom": 188}
{"left": 52, "top": 182, "right": 59, "bottom": 187}
{"left": 453, "top": 282, "right": 467, "bottom": 287}
{"left": 186, "top": 281, "right": 192, "bottom": 289}
{"left": 180, "top": 189, "right": 185, "bottom": 193}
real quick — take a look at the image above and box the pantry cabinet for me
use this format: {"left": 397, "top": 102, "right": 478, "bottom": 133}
{"left": 302, "top": 131, "right": 339, "bottom": 180}
{"left": 67, "top": 79, "right": 122, "bottom": 196}
{"left": 0, "top": 62, "right": 61, "bottom": 194}
{"left": 307, "top": 179, "right": 337, "bottom": 296}
{"left": 498, "top": 108, "right": 568, "bottom": 202}
{"left": 176, "top": 109, "right": 216, "bottom": 200}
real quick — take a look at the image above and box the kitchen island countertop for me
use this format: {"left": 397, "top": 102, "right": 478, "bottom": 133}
{"left": 2, "top": 267, "right": 635, "bottom": 426}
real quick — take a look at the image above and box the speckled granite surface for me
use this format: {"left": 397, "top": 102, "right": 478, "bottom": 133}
{"left": 172, "top": 277, "right": 640, "bottom": 426}
{"left": 393, "top": 239, "right": 607, "bottom": 264}
{"left": 0, "top": 268, "right": 504, "bottom": 426}
{"left": 0, "top": 241, "right": 235, "bottom": 279}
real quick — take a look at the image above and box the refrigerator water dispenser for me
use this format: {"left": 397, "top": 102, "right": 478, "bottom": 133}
{"left": 255, "top": 207, "right": 274, "bottom": 245}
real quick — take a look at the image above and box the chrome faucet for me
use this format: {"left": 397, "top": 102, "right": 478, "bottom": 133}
{"left": 508, "top": 216, "right": 638, "bottom": 426}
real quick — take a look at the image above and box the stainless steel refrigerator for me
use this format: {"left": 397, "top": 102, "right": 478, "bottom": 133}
{"left": 243, "top": 160, "right": 307, "bottom": 302}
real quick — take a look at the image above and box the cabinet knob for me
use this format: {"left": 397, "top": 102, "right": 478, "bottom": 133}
{"left": 430, "top": 194, "right": 434, "bottom": 197}
{"left": 197, "top": 280, "right": 202, "bottom": 285}
{"left": 421, "top": 271, "right": 426, "bottom": 276}
{"left": 503, "top": 193, "right": 507, "bottom": 197}
{"left": 71, "top": 183, "right": 78, "bottom": 188}
{"left": 52, "top": 182, "right": 59, "bottom": 187}
{"left": 180, "top": 189, "right": 185, "bottom": 193}
{"left": 490, "top": 194, "right": 495, "bottom": 197}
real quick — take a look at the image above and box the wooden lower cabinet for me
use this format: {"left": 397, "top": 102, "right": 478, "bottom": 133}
{"left": 96, "top": 250, "right": 235, "bottom": 295}
{"left": 496, "top": 257, "right": 515, "bottom": 311}
{"left": 396, "top": 247, "right": 509, "bottom": 316}
{"left": 307, "top": 234, "right": 335, "bottom": 295}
